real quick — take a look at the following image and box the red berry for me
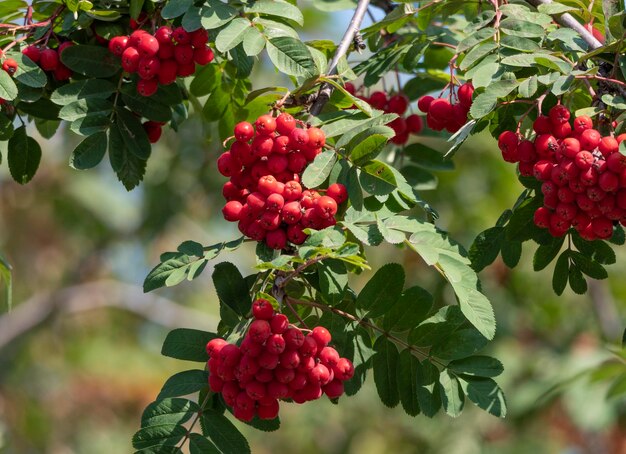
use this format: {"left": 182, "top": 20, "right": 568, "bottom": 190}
{"left": 282, "top": 201, "right": 303, "bottom": 224}
{"left": 428, "top": 98, "right": 452, "bottom": 120}
{"left": 252, "top": 298, "right": 274, "bottom": 320}
{"left": 158, "top": 59, "right": 178, "bottom": 85}
{"left": 307, "top": 127, "right": 326, "bottom": 148}
{"left": 417, "top": 95, "right": 434, "bottom": 113}
{"left": 286, "top": 224, "right": 307, "bottom": 244}
{"left": 206, "top": 338, "right": 228, "bottom": 357}
{"left": 39, "top": 48, "right": 59, "bottom": 71}
{"left": 549, "top": 104, "right": 570, "bottom": 125}
{"left": 299, "top": 335, "right": 318, "bottom": 357}
{"left": 194, "top": 46, "right": 214, "bottom": 65}
{"left": 1, "top": 58, "right": 17, "bottom": 76}
{"left": 387, "top": 94, "right": 409, "bottom": 115}
{"left": 580, "top": 129, "right": 602, "bottom": 150}
{"left": 108, "top": 36, "right": 129, "bottom": 56}
{"left": 308, "top": 364, "right": 331, "bottom": 386}
{"left": 155, "top": 26, "right": 173, "bottom": 45}
{"left": 599, "top": 136, "right": 618, "bottom": 156}
{"left": 258, "top": 175, "right": 281, "bottom": 196}
{"left": 534, "top": 207, "right": 551, "bottom": 228}
{"left": 174, "top": 44, "right": 194, "bottom": 64}
{"left": 255, "top": 114, "right": 277, "bottom": 136}
{"left": 257, "top": 399, "right": 279, "bottom": 420}
{"left": 319, "top": 346, "right": 340, "bottom": 367}
{"left": 405, "top": 114, "right": 423, "bottom": 134}
{"left": 326, "top": 183, "right": 348, "bottom": 204}
{"left": 172, "top": 27, "right": 190, "bottom": 44}
{"left": 457, "top": 83, "right": 474, "bottom": 109}
{"left": 137, "top": 34, "right": 159, "bottom": 57}
{"left": 260, "top": 211, "right": 281, "bottom": 230}
{"left": 248, "top": 320, "right": 272, "bottom": 343}
{"left": 138, "top": 56, "right": 160, "bottom": 79}
{"left": 314, "top": 196, "right": 338, "bottom": 219}
{"left": 143, "top": 121, "right": 162, "bottom": 143}
{"left": 533, "top": 115, "right": 552, "bottom": 134}
{"left": 323, "top": 379, "right": 344, "bottom": 399}
{"left": 573, "top": 115, "right": 593, "bottom": 134}
{"left": 368, "top": 91, "right": 387, "bottom": 110}
{"left": 270, "top": 314, "right": 289, "bottom": 334}
{"left": 158, "top": 43, "right": 175, "bottom": 60}
{"left": 22, "top": 45, "right": 40, "bottom": 63}
{"left": 265, "top": 228, "right": 287, "bottom": 250}
{"left": 276, "top": 113, "right": 296, "bottom": 135}
{"left": 266, "top": 334, "right": 286, "bottom": 355}
{"left": 137, "top": 78, "right": 158, "bottom": 96}
{"left": 284, "top": 327, "right": 305, "bottom": 349}
{"left": 283, "top": 180, "right": 302, "bottom": 201}
{"left": 258, "top": 351, "right": 280, "bottom": 369}
{"left": 234, "top": 121, "right": 254, "bottom": 142}
{"left": 121, "top": 47, "right": 140, "bottom": 72}
{"left": 190, "top": 28, "right": 209, "bottom": 48}
{"left": 311, "top": 326, "right": 332, "bottom": 349}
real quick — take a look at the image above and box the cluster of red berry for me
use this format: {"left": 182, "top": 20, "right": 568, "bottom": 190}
{"left": 417, "top": 82, "right": 474, "bottom": 133}
{"left": 219, "top": 112, "right": 348, "bottom": 249}
{"left": 206, "top": 299, "right": 355, "bottom": 422}
{"left": 107, "top": 26, "right": 214, "bottom": 97}
{"left": 22, "top": 43, "right": 73, "bottom": 81}
{"left": 344, "top": 83, "right": 423, "bottom": 145}
{"left": 497, "top": 104, "right": 626, "bottom": 240}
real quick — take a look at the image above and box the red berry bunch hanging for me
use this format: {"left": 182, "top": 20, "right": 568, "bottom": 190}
{"left": 417, "top": 82, "right": 473, "bottom": 133}
{"left": 206, "top": 299, "right": 355, "bottom": 422}
{"left": 497, "top": 104, "right": 626, "bottom": 240}
{"left": 219, "top": 112, "right": 348, "bottom": 249}
{"left": 22, "top": 42, "right": 74, "bottom": 81}
{"left": 345, "top": 83, "right": 422, "bottom": 145}
{"left": 107, "top": 26, "right": 214, "bottom": 97}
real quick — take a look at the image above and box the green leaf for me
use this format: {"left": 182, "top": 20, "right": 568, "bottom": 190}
{"left": 372, "top": 336, "right": 400, "bottom": 408}
{"left": 459, "top": 376, "right": 507, "bottom": 417}
{"left": 8, "top": 126, "right": 41, "bottom": 184}
{"left": 266, "top": 37, "right": 317, "bottom": 78}
{"left": 108, "top": 126, "right": 146, "bottom": 190}
{"left": 245, "top": 0, "right": 303, "bottom": 25}
{"left": 416, "top": 360, "right": 442, "bottom": 417}
{"left": 500, "top": 18, "right": 546, "bottom": 38}
{"left": 0, "top": 113, "right": 14, "bottom": 140}
{"left": 70, "top": 132, "right": 108, "bottom": 170}
{"left": 0, "top": 255, "right": 12, "bottom": 311}
{"left": 157, "top": 370, "right": 209, "bottom": 399}
{"left": 403, "top": 143, "right": 454, "bottom": 171}
{"left": 129, "top": 0, "right": 145, "bottom": 19}
{"left": 383, "top": 286, "right": 433, "bottom": 332}
{"left": 201, "top": 411, "right": 251, "bottom": 454}
{"left": 242, "top": 26, "right": 266, "bottom": 56}
{"left": 430, "top": 327, "right": 488, "bottom": 360}
{"left": 132, "top": 424, "right": 186, "bottom": 450}
{"left": 448, "top": 356, "right": 504, "bottom": 378}
{"left": 343, "top": 325, "right": 374, "bottom": 396}
{"left": 409, "top": 306, "right": 465, "bottom": 347}
{"left": 51, "top": 79, "right": 116, "bottom": 105}
{"left": 356, "top": 263, "right": 404, "bottom": 317}
{"left": 469, "top": 92, "right": 497, "bottom": 118}
{"left": 568, "top": 264, "right": 588, "bottom": 294}
{"left": 533, "top": 236, "right": 565, "bottom": 271}
{"left": 115, "top": 108, "right": 151, "bottom": 160}
{"left": 121, "top": 85, "right": 172, "bottom": 123}
{"left": 215, "top": 18, "right": 251, "bottom": 53}
{"left": 396, "top": 350, "right": 421, "bottom": 416}
{"left": 301, "top": 150, "right": 337, "bottom": 188}
{"left": 537, "top": 2, "right": 575, "bottom": 14}
{"left": 189, "top": 433, "right": 220, "bottom": 454}
{"left": 347, "top": 128, "right": 392, "bottom": 166}
{"left": 161, "top": 328, "right": 217, "bottom": 362}
{"left": 9, "top": 52, "right": 46, "bottom": 88}
{"left": 201, "top": 0, "right": 238, "bottom": 29}
{"left": 161, "top": 0, "right": 191, "bottom": 18}
{"left": 58, "top": 98, "right": 113, "bottom": 122}
{"left": 141, "top": 398, "right": 199, "bottom": 428}
{"left": 469, "top": 227, "right": 503, "bottom": 272}
{"left": 0, "top": 70, "right": 18, "bottom": 101}
{"left": 212, "top": 262, "right": 251, "bottom": 316}
{"left": 570, "top": 251, "right": 608, "bottom": 280}
{"left": 317, "top": 259, "right": 348, "bottom": 305}
{"left": 60, "top": 45, "right": 121, "bottom": 77}
{"left": 552, "top": 250, "right": 570, "bottom": 295}
{"left": 439, "top": 369, "right": 465, "bottom": 417}
{"left": 359, "top": 160, "right": 397, "bottom": 195}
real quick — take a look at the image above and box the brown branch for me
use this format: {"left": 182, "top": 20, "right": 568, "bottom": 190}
{"left": 309, "top": 0, "right": 371, "bottom": 116}
{"left": 0, "top": 280, "right": 218, "bottom": 350}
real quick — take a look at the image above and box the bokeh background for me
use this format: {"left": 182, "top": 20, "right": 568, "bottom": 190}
{"left": 1, "top": 4, "right": 625, "bottom": 454}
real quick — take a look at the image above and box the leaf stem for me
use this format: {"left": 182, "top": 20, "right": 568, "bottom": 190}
{"left": 309, "top": 0, "right": 371, "bottom": 116}
{"left": 288, "top": 297, "right": 447, "bottom": 367}
{"left": 175, "top": 391, "right": 213, "bottom": 451}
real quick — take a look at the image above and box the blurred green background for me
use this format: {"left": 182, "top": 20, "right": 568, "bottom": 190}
{"left": 1, "top": 5, "right": 625, "bottom": 454}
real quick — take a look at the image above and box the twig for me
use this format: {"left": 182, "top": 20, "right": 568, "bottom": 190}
{"left": 309, "top": 0, "right": 371, "bottom": 116}
{"left": 524, "top": 0, "right": 603, "bottom": 50}
{"left": 0, "top": 280, "right": 218, "bottom": 350}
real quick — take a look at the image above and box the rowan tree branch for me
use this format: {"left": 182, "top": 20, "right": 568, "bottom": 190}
{"left": 524, "top": 0, "right": 603, "bottom": 50}
{"left": 0, "top": 280, "right": 218, "bottom": 350}
{"left": 309, "top": 0, "right": 371, "bottom": 116}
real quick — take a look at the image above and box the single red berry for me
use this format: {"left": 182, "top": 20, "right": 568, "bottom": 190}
{"left": 457, "top": 83, "right": 474, "bottom": 109}
{"left": 260, "top": 211, "right": 281, "bottom": 230}
{"left": 286, "top": 223, "right": 307, "bottom": 244}
{"left": 417, "top": 95, "right": 434, "bottom": 113}
{"left": 258, "top": 350, "right": 280, "bottom": 369}
{"left": 307, "top": 127, "right": 326, "bottom": 148}
{"left": 108, "top": 36, "right": 129, "bottom": 56}
{"left": 276, "top": 113, "right": 296, "bottom": 135}
{"left": 270, "top": 314, "right": 289, "bottom": 334}
{"left": 176, "top": 61, "right": 196, "bottom": 77}
{"left": 282, "top": 201, "right": 303, "bottom": 224}
{"left": 258, "top": 175, "right": 281, "bottom": 196}
{"left": 248, "top": 319, "right": 272, "bottom": 343}
{"left": 598, "top": 136, "right": 618, "bottom": 156}
{"left": 257, "top": 399, "right": 279, "bottom": 420}
{"left": 387, "top": 94, "right": 409, "bottom": 115}
{"left": 311, "top": 326, "right": 332, "bottom": 349}
{"left": 2, "top": 58, "right": 18, "bottom": 76}
{"left": 206, "top": 338, "right": 228, "bottom": 357}
{"left": 155, "top": 26, "right": 173, "bottom": 45}
{"left": 174, "top": 44, "right": 194, "bottom": 64}
{"left": 172, "top": 27, "right": 190, "bottom": 44}
{"left": 323, "top": 379, "right": 345, "bottom": 399}
{"left": 326, "top": 183, "right": 348, "bottom": 204}
{"left": 128, "top": 30, "right": 148, "bottom": 47}
{"left": 234, "top": 121, "right": 255, "bottom": 142}
{"left": 137, "top": 56, "right": 160, "bottom": 79}
{"left": 428, "top": 98, "right": 452, "bottom": 120}
{"left": 405, "top": 114, "right": 423, "bottom": 134}
{"left": 121, "top": 47, "right": 141, "bottom": 72}
{"left": 573, "top": 115, "right": 593, "bottom": 134}
{"left": 194, "top": 46, "right": 214, "bottom": 65}
{"left": 143, "top": 121, "right": 162, "bottom": 143}
{"left": 533, "top": 115, "right": 552, "bottom": 134}
{"left": 137, "top": 78, "right": 158, "bottom": 96}
{"left": 314, "top": 196, "right": 338, "bottom": 219}
{"left": 39, "top": 48, "right": 59, "bottom": 71}
{"left": 284, "top": 327, "right": 305, "bottom": 349}
{"left": 190, "top": 28, "right": 209, "bottom": 48}
{"left": 299, "top": 335, "right": 318, "bottom": 357}
{"left": 319, "top": 346, "right": 340, "bottom": 368}
{"left": 22, "top": 45, "right": 40, "bottom": 63}
{"left": 368, "top": 91, "right": 387, "bottom": 110}
{"left": 552, "top": 121, "right": 572, "bottom": 139}
{"left": 308, "top": 364, "right": 331, "bottom": 386}
{"left": 255, "top": 114, "right": 277, "bottom": 136}
{"left": 266, "top": 228, "right": 287, "bottom": 250}
{"left": 533, "top": 206, "right": 552, "bottom": 228}
{"left": 580, "top": 129, "right": 602, "bottom": 151}
{"left": 158, "top": 59, "right": 178, "bottom": 85}
{"left": 158, "top": 43, "right": 175, "bottom": 60}
{"left": 137, "top": 34, "right": 159, "bottom": 57}
{"left": 549, "top": 104, "right": 571, "bottom": 125}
